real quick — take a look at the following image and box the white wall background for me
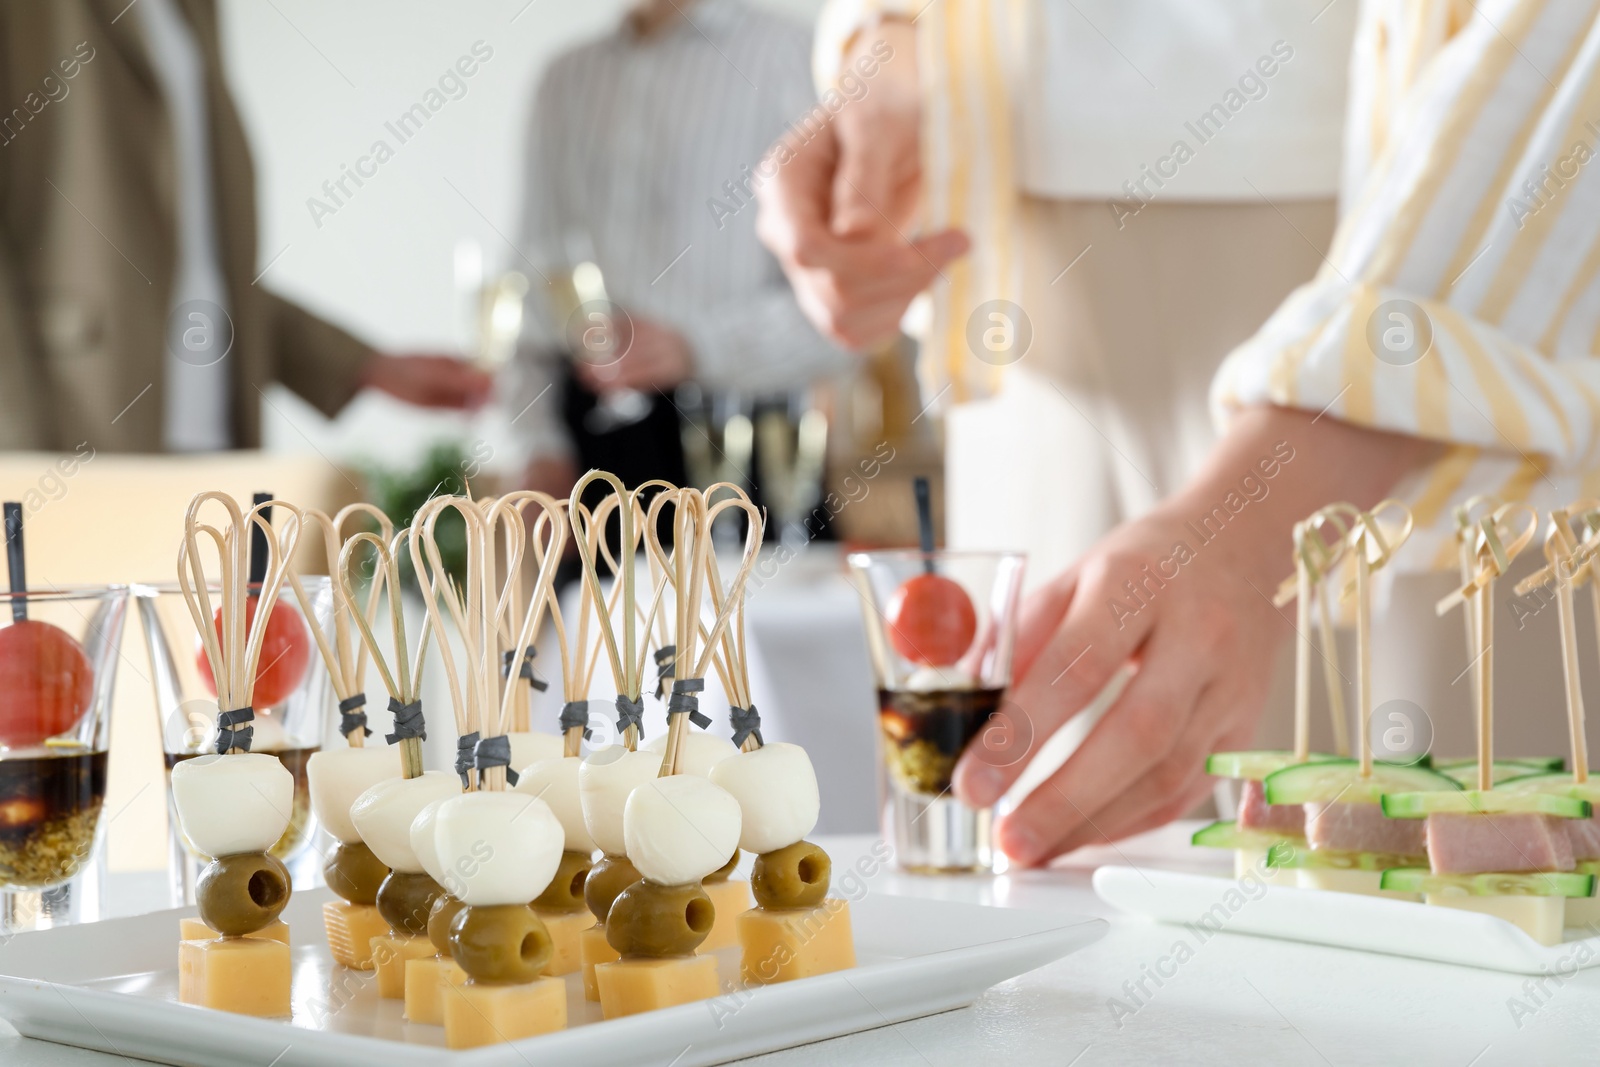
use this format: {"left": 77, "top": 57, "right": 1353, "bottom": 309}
{"left": 219, "top": 0, "right": 824, "bottom": 476}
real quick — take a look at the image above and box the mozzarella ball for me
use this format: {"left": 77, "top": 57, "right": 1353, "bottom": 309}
{"left": 349, "top": 771, "right": 459, "bottom": 873}
{"left": 433, "top": 792, "right": 564, "bottom": 906}
{"left": 514, "top": 756, "right": 595, "bottom": 853}
{"left": 708, "top": 743, "right": 820, "bottom": 855}
{"left": 624, "top": 775, "right": 742, "bottom": 886}
{"left": 579, "top": 746, "right": 663, "bottom": 856}
{"left": 409, "top": 798, "right": 451, "bottom": 886}
{"left": 171, "top": 754, "right": 293, "bottom": 858}
{"left": 245, "top": 711, "right": 289, "bottom": 753}
{"left": 308, "top": 746, "right": 401, "bottom": 844}
{"left": 645, "top": 731, "right": 739, "bottom": 778}
{"left": 506, "top": 732, "right": 563, "bottom": 774}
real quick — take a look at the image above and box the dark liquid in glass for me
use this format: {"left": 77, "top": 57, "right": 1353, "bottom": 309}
{"left": 0, "top": 749, "right": 109, "bottom": 889}
{"left": 877, "top": 688, "right": 1003, "bottom": 795}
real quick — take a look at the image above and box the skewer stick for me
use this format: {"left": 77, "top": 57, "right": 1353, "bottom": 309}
{"left": 1518, "top": 510, "right": 1595, "bottom": 785}
{"left": 569, "top": 473, "right": 647, "bottom": 750}
{"left": 1278, "top": 507, "right": 1352, "bottom": 760}
{"left": 339, "top": 528, "right": 432, "bottom": 779}
{"left": 1293, "top": 522, "right": 1313, "bottom": 764}
{"left": 412, "top": 496, "right": 493, "bottom": 787}
{"left": 1453, "top": 497, "right": 1495, "bottom": 714}
{"left": 1347, "top": 500, "right": 1414, "bottom": 779}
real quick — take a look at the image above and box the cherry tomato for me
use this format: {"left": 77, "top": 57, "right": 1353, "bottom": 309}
{"left": 885, "top": 573, "right": 977, "bottom": 667}
{"left": 0, "top": 620, "right": 95, "bottom": 748}
{"left": 195, "top": 597, "right": 311, "bottom": 710}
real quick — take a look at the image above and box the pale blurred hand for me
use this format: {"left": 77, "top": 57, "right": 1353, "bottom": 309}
{"left": 521, "top": 454, "right": 578, "bottom": 501}
{"left": 757, "top": 20, "right": 968, "bottom": 350}
{"left": 361, "top": 353, "right": 492, "bottom": 410}
{"left": 577, "top": 317, "right": 692, "bottom": 394}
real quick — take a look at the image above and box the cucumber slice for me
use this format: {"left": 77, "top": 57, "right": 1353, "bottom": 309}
{"left": 1205, "top": 750, "right": 1336, "bottom": 781}
{"left": 1440, "top": 756, "right": 1563, "bottom": 774}
{"left": 1191, "top": 820, "right": 1300, "bottom": 851}
{"left": 1380, "top": 790, "right": 1591, "bottom": 819}
{"left": 1265, "top": 841, "right": 1421, "bottom": 870}
{"left": 1497, "top": 771, "right": 1600, "bottom": 805}
{"left": 1379, "top": 868, "right": 1596, "bottom": 898}
{"left": 1439, "top": 760, "right": 1566, "bottom": 787}
{"left": 1263, "top": 759, "right": 1461, "bottom": 805}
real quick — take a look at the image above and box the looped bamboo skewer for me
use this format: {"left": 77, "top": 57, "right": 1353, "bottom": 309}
{"left": 1276, "top": 505, "right": 1356, "bottom": 761}
{"left": 1452, "top": 496, "right": 1499, "bottom": 712}
{"left": 1345, "top": 500, "right": 1414, "bottom": 780}
{"left": 338, "top": 526, "right": 433, "bottom": 779}
{"left": 541, "top": 494, "right": 615, "bottom": 758}
{"left": 410, "top": 495, "right": 494, "bottom": 790}
{"left": 483, "top": 492, "right": 563, "bottom": 734}
{"left": 700, "top": 484, "right": 766, "bottom": 752}
{"left": 178, "top": 492, "right": 304, "bottom": 754}
{"left": 284, "top": 503, "right": 394, "bottom": 747}
{"left": 1435, "top": 501, "right": 1538, "bottom": 791}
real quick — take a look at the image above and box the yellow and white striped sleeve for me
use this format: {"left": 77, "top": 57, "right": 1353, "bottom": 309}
{"left": 1214, "top": 0, "right": 1600, "bottom": 569}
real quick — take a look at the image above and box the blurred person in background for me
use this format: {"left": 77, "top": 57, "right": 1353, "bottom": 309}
{"left": 0, "top": 0, "right": 491, "bottom": 454}
{"left": 763, "top": 1, "right": 1600, "bottom": 864}
{"left": 505, "top": 0, "right": 847, "bottom": 502}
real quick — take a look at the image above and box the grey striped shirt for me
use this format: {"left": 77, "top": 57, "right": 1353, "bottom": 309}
{"left": 506, "top": 0, "right": 848, "bottom": 459}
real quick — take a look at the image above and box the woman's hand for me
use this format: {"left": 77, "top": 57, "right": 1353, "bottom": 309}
{"left": 953, "top": 406, "right": 1439, "bottom": 866}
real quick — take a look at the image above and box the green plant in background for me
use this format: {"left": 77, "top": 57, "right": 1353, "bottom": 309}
{"left": 365, "top": 440, "right": 471, "bottom": 591}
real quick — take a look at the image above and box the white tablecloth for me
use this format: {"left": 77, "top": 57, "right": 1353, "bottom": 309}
{"left": 7, "top": 826, "right": 1598, "bottom": 1065}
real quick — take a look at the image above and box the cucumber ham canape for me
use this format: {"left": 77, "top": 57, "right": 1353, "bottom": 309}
{"left": 1197, "top": 507, "right": 1363, "bottom": 883}
{"left": 1394, "top": 500, "right": 1578, "bottom": 943}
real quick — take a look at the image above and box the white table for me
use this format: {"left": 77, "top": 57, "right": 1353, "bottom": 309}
{"left": 6, "top": 824, "right": 1597, "bottom": 1066}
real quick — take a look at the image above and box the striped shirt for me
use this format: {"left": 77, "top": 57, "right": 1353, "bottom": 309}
{"left": 821, "top": 0, "right": 1600, "bottom": 567}
{"left": 507, "top": 0, "right": 849, "bottom": 460}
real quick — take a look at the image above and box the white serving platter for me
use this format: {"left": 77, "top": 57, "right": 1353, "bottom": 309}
{"left": 1093, "top": 864, "right": 1600, "bottom": 974}
{"left": 0, "top": 888, "right": 1105, "bottom": 1067}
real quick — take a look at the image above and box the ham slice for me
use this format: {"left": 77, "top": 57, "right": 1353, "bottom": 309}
{"left": 1304, "top": 801, "right": 1426, "bottom": 856}
{"left": 1237, "top": 779, "right": 1305, "bottom": 835}
{"left": 1567, "top": 814, "right": 1600, "bottom": 860}
{"left": 1426, "top": 812, "right": 1577, "bottom": 874}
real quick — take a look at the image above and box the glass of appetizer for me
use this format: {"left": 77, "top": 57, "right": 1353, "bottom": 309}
{"left": 137, "top": 578, "right": 336, "bottom": 905}
{"left": 0, "top": 583, "right": 131, "bottom": 933}
{"left": 848, "top": 547, "right": 1025, "bottom": 873}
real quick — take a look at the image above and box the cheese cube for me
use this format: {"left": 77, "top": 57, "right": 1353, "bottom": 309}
{"left": 178, "top": 937, "right": 291, "bottom": 1017}
{"left": 442, "top": 977, "right": 566, "bottom": 1049}
{"left": 322, "top": 902, "right": 388, "bottom": 969}
{"left": 595, "top": 954, "right": 721, "bottom": 1019}
{"left": 534, "top": 908, "right": 592, "bottom": 977}
{"left": 1565, "top": 895, "right": 1600, "bottom": 931}
{"left": 579, "top": 923, "right": 619, "bottom": 1002}
{"left": 404, "top": 954, "right": 467, "bottom": 1025}
{"left": 1425, "top": 893, "right": 1566, "bottom": 945}
{"left": 369, "top": 934, "right": 436, "bottom": 999}
{"left": 179, "top": 918, "right": 290, "bottom": 944}
{"left": 701, "top": 879, "right": 752, "bottom": 951}
{"left": 738, "top": 900, "right": 855, "bottom": 984}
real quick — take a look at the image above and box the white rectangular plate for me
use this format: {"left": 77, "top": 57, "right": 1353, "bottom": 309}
{"left": 1093, "top": 864, "right": 1600, "bottom": 974}
{"left": 0, "top": 889, "right": 1104, "bottom": 1067}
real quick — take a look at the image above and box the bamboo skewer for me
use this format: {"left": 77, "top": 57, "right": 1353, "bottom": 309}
{"left": 339, "top": 527, "right": 433, "bottom": 780}
{"left": 701, "top": 485, "right": 765, "bottom": 752}
{"left": 178, "top": 493, "right": 303, "bottom": 754}
{"left": 1275, "top": 506, "right": 1352, "bottom": 761}
{"left": 285, "top": 504, "right": 394, "bottom": 747}
{"left": 1347, "top": 500, "right": 1414, "bottom": 780}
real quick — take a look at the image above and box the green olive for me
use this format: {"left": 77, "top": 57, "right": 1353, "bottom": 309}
{"left": 448, "top": 903, "right": 552, "bottom": 982}
{"left": 323, "top": 841, "right": 389, "bottom": 905}
{"left": 751, "top": 840, "right": 829, "bottom": 909}
{"left": 584, "top": 853, "right": 641, "bottom": 922}
{"left": 705, "top": 848, "right": 740, "bottom": 884}
{"left": 604, "top": 880, "right": 713, "bottom": 957}
{"left": 196, "top": 852, "right": 291, "bottom": 937}
{"left": 376, "top": 870, "right": 444, "bottom": 937}
{"left": 428, "top": 892, "right": 467, "bottom": 954}
{"left": 532, "top": 850, "right": 593, "bottom": 913}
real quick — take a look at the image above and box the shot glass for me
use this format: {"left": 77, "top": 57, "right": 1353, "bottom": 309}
{"left": 0, "top": 585, "right": 131, "bottom": 933}
{"left": 136, "top": 578, "right": 336, "bottom": 904}
{"left": 847, "top": 550, "right": 1025, "bottom": 872}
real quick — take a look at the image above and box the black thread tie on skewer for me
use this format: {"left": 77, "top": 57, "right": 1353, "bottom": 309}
{"left": 4, "top": 502, "right": 26, "bottom": 623}
{"left": 455, "top": 731, "right": 481, "bottom": 788}
{"left": 667, "top": 678, "right": 711, "bottom": 729}
{"left": 216, "top": 706, "right": 255, "bottom": 754}
{"left": 653, "top": 645, "right": 677, "bottom": 699}
{"left": 386, "top": 697, "right": 426, "bottom": 744}
{"left": 501, "top": 647, "right": 549, "bottom": 692}
{"left": 474, "top": 735, "right": 519, "bottom": 787}
{"left": 614, "top": 695, "right": 645, "bottom": 738}
{"left": 559, "top": 700, "right": 593, "bottom": 741}
{"left": 338, "top": 692, "right": 372, "bottom": 739}
{"left": 730, "top": 704, "right": 763, "bottom": 747}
